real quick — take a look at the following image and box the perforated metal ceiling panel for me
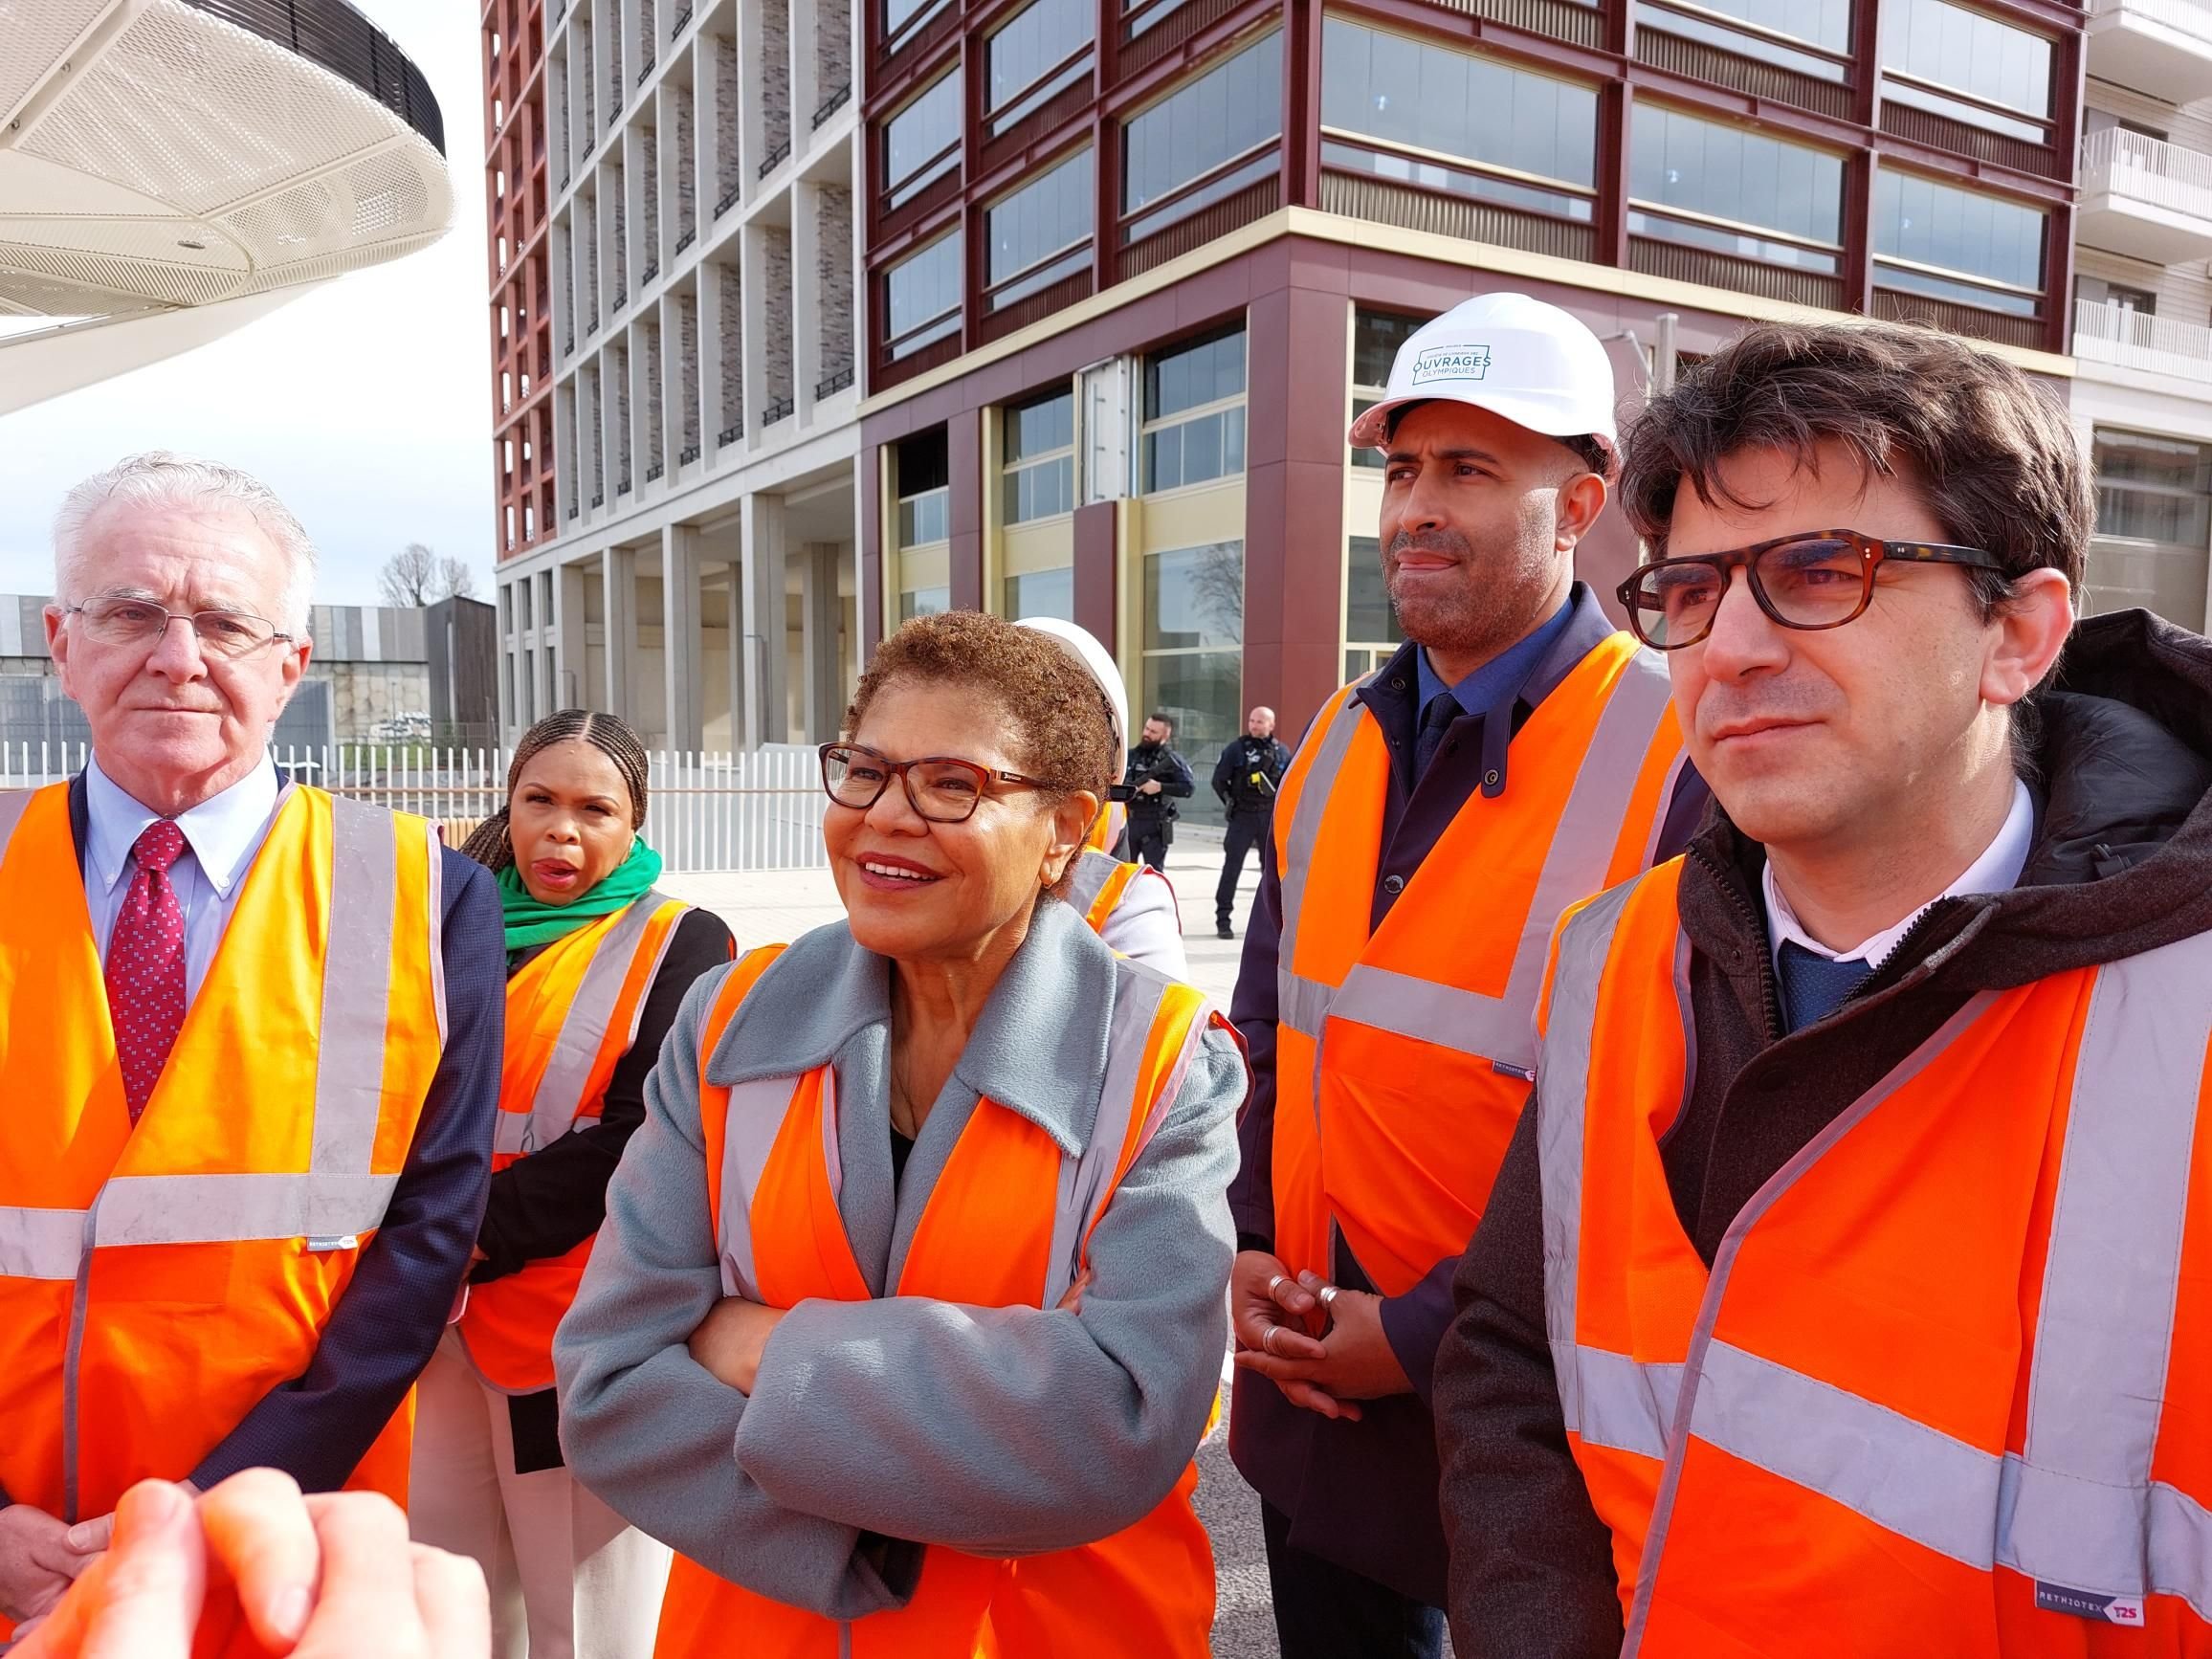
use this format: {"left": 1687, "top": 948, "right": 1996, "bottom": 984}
{"left": 0, "top": 0, "right": 451, "bottom": 324}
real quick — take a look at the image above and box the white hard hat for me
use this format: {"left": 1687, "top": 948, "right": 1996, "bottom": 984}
{"left": 1348, "top": 292, "right": 1617, "bottom": 464}
{"left": 1018, "top": 617, "right": 1128, "bottom": 757}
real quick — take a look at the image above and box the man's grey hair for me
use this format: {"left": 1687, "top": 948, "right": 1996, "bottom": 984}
{"left": 54, "top": 452, "right": 318, "bottom": 633}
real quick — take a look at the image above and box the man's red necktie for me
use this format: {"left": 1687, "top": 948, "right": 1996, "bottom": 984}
{"left": 105, "top": 819, "right": 188, "bottom": 1123}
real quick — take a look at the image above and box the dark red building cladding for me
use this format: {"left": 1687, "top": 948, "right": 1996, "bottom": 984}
{"left": 485, "top": 0, "right": 556, "bottom": 564}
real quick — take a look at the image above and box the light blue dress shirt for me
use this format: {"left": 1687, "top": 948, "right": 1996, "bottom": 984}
{"left": 84, "top": 754, "right": 285, "bottom": 1002}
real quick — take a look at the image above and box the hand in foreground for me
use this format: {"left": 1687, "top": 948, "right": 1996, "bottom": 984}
{"left": 1230, "top": 1250, "right": 1360, "bottom": 1422}
{"left": 1231, "top": 1265, "right": 1415, "bottom": 1417}
{"left": 16, "top": 1471, "right": 490, "bottom": 1659}
{"left": 0, "top": 1503, "right": 99, "bottom": 1626}
{"left": 688, "top": 1295, "right": 788, "bottom": 1395}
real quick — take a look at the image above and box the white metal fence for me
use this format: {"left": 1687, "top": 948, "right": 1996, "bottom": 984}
{"left": 2093, "top": 0, "right": 2212, "bottom": 47}
{"left": 2073, "top": 298, "right": 2212, "bottom": 384}
{"left": 0, "top": 742, "right": 830, "bottom": 874}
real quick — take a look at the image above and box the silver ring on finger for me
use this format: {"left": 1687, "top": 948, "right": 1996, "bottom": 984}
{"left": 1267, "top": 1273, "right": 1287, "bottom": 1297}
{"left": 1262, "top": 1325, "right": 1281, "bottom": 1357}
{"left": 1317, "top": 1284, "right": 1339, "bottom": 1309}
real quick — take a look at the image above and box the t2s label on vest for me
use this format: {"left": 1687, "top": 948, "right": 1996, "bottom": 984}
{"left": 2035, "top": 1582, "right": 2145, "bottom": 1625}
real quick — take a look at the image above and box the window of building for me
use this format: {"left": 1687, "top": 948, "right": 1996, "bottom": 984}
{"left": 1319, "top": 20, "right": 1598, "bottom": 223}
{"left": 1005, "top": 566, "right": 1075, "bottom": 620}
{"left": 1143, "top": 540, "right": 1244, "bottom": 823}
{"left": 885, "top": 0, "right": 954, "bottom": 52}
{"left": 896, "top": 430, "right": 953, "bottom": 621}
{"left": 884, "top": 72, "right": 961, "bottom": 209}
{"left": 2077, "top": 275, "right": 2157, "bottom": 316}
{"left": 1872, "top": 169, "right": 2046, "bottom": 318}
{"left": 885, "top": 233, "right": 962, "bottom": 359}
{"left": 1004, "top": 387, "right": 1076, "bottom": 523}
{"left": 1120, "top": 31, "right": 1282, "bottom": 245}
{"left": 985, "top": 147, "right": 1095, "bottom": 311}
{"left": 1628, "top": 105, "right": 1844, "bottom": 272}
{"left": 1630, "top": 0, "right": 1849, "bottom": 84}
{"left": 1350, "top": 308, "right": 1423, "bottom": 471}
{"left": 1343, "top": 535, "right": 1405, "bottom": 680}
{"left": 2088, "top": 429, "right": 2212, "bottom": 631}
{"left": 1881, "top": 0, "right": 2053, "bottom": 146}
{"left": 987, "top": 0, "right": 1095, "bottom": 135}
{"left": 1141, "top": 328, "right": 1247, "bottom": 495}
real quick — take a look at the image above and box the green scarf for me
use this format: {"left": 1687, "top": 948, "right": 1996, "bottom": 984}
{"left": 496, "top": 839, "right": 665, "bottom": 952}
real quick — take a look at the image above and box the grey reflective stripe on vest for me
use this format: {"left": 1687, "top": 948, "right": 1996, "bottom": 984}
{"left": 1041, "top": 974, "right": 1188, "bottom": 1310}
{"left": 425, "top": 819, "right": 449, "bottom": 1043}
{"left": 311, "top": 796, "right": 399, "bottom": 1176}
{"left": 0, "top": 1204, "right": 90, "bottom": 1280}
{"left": 1995, "top": 925, "right": 2212, "bottom": 1607}
{"left": 714, "top": 1072, "right": 800, "bottom": 1302}
{"left": 1537, "top": 879, "right": 1637, "bottom": 1442}
{"left": 93, "top": 1172, "right": 401, "bottom": 1247}
{"left": 1273, "top": 689, "right": 1367, "bottom": 995}
{"left": 496, "top": 895, "right": 684, "bottom": 1159}
{"left": 1068, "top": 850, "right": 1119, "bottom": 918}
{"left": 1277, "top": 652, "right": 1674, "bottom": 1074}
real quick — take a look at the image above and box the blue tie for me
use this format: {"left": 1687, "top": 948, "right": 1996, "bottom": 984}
{"left": 1777, "top": 940, "right": 1871, "bottom": 1031}
{"left": 1414, "top": 694, "right": 1458, "bottom": 779}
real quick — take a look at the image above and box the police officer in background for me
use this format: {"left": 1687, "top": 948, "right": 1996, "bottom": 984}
{"left": 1212, "top": 708, "right": 1290, "bottom": 939}
{"left": 1122, "top": 712, "right": 1194, "bottom": 871}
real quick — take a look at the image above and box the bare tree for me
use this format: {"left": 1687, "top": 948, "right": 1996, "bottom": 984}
{"left": 377, "top": 544, "right": 480, "bottom": 607}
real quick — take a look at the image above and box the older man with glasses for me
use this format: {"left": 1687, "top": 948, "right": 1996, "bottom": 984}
{"left": 0, "top": 453, "right": 504, "bottom": 1648}
{"left": 1435, "top": 321, "right": 2212, "bottom": 1652}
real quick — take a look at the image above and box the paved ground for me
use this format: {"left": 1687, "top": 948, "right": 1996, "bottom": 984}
{"left": 662, "top": 834, "right": 1447, "bottom": 1657}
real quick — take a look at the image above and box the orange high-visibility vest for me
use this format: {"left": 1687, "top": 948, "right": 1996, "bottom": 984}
{"left": 0, "top": 782, "right": 448, "bottom": 1526}
{"left": 1269, "top": 631, "right": 1683, "bottom": 1295}
{"left": 456, "top": 892, "right": 701, "bottom": 1393}
{"left": 1540, "top": 860, "right": 2212, "bottom": 1654}
{"left": 1068, "top": 848, "right": 1142, "bottom": 935}
{"left": 653, "top": 946, "right": 1221, "bottom": 1659}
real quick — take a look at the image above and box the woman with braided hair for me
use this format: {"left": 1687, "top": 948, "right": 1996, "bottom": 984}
{"left": 410, "top": 710, "right": 733, "bottom": 1659}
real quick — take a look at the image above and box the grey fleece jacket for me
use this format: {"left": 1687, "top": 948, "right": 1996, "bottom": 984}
{"left": 552, "top": 896, "right": 1248, "bottom": 1621}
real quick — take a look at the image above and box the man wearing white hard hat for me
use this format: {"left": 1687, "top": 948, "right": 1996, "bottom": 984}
{"left": 1224, "top": 293, "right": 1709, "bottom": 1654}
{"left": 1018, "top": 618, "right": 1189, "bottom": 978}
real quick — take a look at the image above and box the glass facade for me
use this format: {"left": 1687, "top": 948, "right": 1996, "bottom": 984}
{"left": 985, "top": 147, "right": 1095, "bottom": 308}
{"left": 1142, "top": 328, "right": 1247, "bottom": 494}
{"left": 1635, "top": 0, "right": 1849, "bottom": 78}
{"left": 1005, "top": 566, "right": 1075, "bottom": 620}
{"left": 886, "top": 234, "right": 962, "bottom": 357}
{"left": 896, "top": 431, "right": 950, "bottom": 546}
{"left": 1873, "top": 170, "right": 2046, "bottom": 316}
{"left": 1629, "top": 105, "right": 1843, "bottom": 268}
{"left": 1003, "top": 387, "right": 1076, "bottom": 522}
{"left": 1319, "top": 19, "right": 1597, "bottom": 209}
{"left": 886, "top": 73, "right": 961, "bottom": 207}
{"left": 2089, "top": 431, "right": 2212, "bottom": 631}
{"left": 987, "top": 0, "right": 1094, "bottom": 131}
{"left": 1882, "top": 0, "right": 2052, "bottom": 144}
{"left": 899, "top": 587, "right": 952, "bottom": 620}
{"left": 1143, "top": 540, "right": 1245, "bottom": 825}
{"left": 1351, "top": 309, "right": 1423, "bottom": 469}
{"left": 1343, "top": 535, "right": 1404, "bottom": 679}
{"left": 1122, "top": 32, "right": 1282, "bottom": 237}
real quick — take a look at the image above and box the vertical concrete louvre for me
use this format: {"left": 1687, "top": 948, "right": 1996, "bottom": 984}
{"left": 741, "top": 493, "right": 790, "bottom": 746}
{"left": 664, "top": 523, "right": 706, "bottom": 749}
{"left": 801, "top": 540, "right": 842, "bottom": 741}
{"left": 602, "top": 542, "right": 636, "bottom": 714}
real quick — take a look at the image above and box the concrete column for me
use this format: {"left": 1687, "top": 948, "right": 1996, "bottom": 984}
{"left": 555, "top": 561, "right": 588, "bottom": 709}
{"left": 740, "top": 492, "right": 789, "bottom": 746}
{"left": 663, "top": 522, "right": 705, "bottom": 750}
{"left": 800, "top": 539, "right": 841, "bottom": 741}
{"left": 791, "top": 178, "right": 820, "bottom": 419}
{"left": 602, "top": 542, "right": 637, "bottom": 718}
{"left": 723, "top": 560, "right": 745, "bottom": 752}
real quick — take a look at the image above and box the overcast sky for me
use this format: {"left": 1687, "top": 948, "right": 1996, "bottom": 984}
{"left": 0, "top": 0, "right": 493, "bottom": 608}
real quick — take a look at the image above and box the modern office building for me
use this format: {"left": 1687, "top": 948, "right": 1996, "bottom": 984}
{"left": 2068, "top": 3, "right": 2212, "bottom": 632}
{"left": 485, "top": 0, "right": 558, "bottom": 565}
{"left": 486, "top": 0, "right": 865, "bottom": 750}
{"left": 855, "top": 0, "right": 2111, "bottom": 804}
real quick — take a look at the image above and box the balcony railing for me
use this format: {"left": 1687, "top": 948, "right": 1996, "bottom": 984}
{"left": 590, "top": 492, "right": 604, "bottom": 507}
{"left": 641, "top": 261, "right": 658, "bottom": 283}
{"left": 2073, "top": 298, "right": 2212, "bottom": 383}
{"left": 680, "top": 442, "right": 701, "bottom": 464}
{"left": 758, "top": 137, "right": 792, "bottom": 179}
{"left": 815, "top": 365, "right": 853, "bottom": 398}
{"left": 612, "top": 287, "right": 627, "bottom": 311}
{"left": 763, "top": 395, "right": 794, "bottom": 425}
{"left": 716, "top": 183, "right": 742, "bottom": 217}
{"left": 647, "top": 461, "right": 664, "bottom": 480}
{"left": 2081, "top": 126, "right": 2212, "bottom": 222}
{"left": 718, "top": 423, "right": 741, "bottom": 445}
{"left": 672, "top": 1, "right": 693, "bottom": 32}
{"left": 617, "top": 473, "right": 632, "bottom": 493}
{"left": 813, "top": 82, "right": 852, "bottom": 127}
{"left": 638, "top": 56, "right": 654, "bottom": 85}
{"left": 675, "top": 227, "right": 697, "bottom": 252}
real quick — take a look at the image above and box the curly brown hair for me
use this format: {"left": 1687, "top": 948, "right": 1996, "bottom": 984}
{"left": 844, "top": 610, "right": 1121, "bottom": 855}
